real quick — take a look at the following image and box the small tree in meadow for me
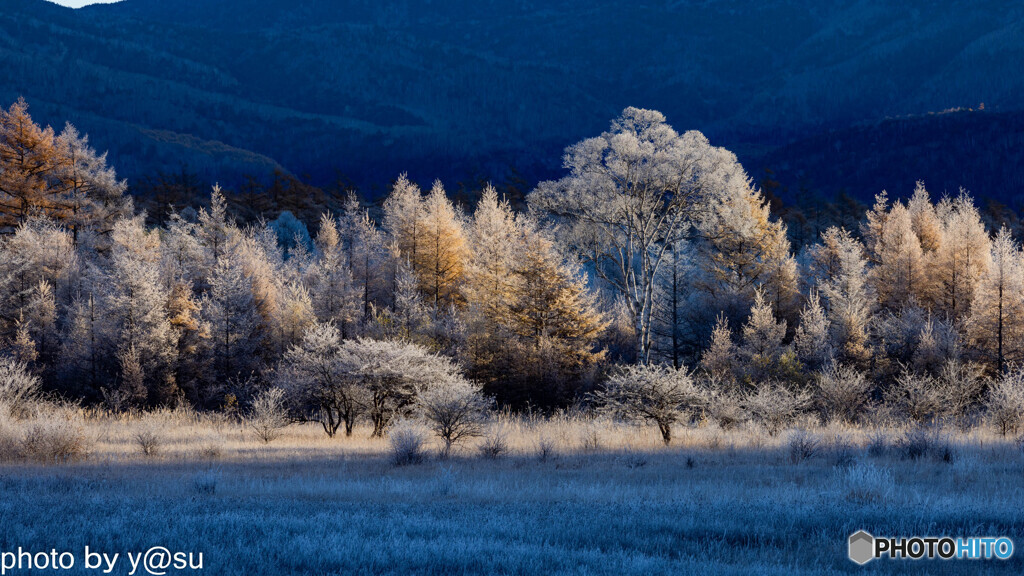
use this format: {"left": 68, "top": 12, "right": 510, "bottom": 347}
{"left": 418, "top": 377, "right": 491, "bottom": 456}
{"left": 596, "top": 364, "right": 704, "bottom": 445}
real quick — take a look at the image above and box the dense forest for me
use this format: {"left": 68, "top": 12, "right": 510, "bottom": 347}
{"left": 2, "top": 99, "right": 1023, "bottom": 436}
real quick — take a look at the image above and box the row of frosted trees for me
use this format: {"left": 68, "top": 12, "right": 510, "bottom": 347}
{"left": 1, "top": 100, "right": 1023, "bottom": 414}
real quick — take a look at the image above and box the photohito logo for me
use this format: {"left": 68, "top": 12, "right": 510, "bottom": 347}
{"left": 848, "top": 531, "right": 1014, "bottom": 565}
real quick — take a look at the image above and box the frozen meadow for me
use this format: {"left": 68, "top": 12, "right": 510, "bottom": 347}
{"left": 2, "top": 409, "right": 1023, "bottom": 575}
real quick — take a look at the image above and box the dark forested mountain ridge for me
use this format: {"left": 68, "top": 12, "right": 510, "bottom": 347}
{"left": 2, "top": 0, "right": 1022, "bottom": 206}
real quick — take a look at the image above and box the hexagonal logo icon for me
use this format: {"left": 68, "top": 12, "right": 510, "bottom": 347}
{"left": 849, "top": 531, "right": 875, "bottom": 565}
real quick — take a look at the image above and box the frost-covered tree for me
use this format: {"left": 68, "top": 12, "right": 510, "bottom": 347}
{"left": 53, "top": 124, "right": 131, "bottom": 246}
{"left": 203, "top": 254, "right": 262, "bottom": 384}
{"left": 387, "top": 259, "right": 432, "bottom": 342}
{"left": 340, "top": 195, "right": 388, "bottom": 322}
{"left": 969, "top": 228, "right": 1024, "bottom": 373}
{"left": 906, "top": 182, "right": 942, "bottom": 254}
{"left": 279, "top": 322, "right": 364, "bottom": 437}
{"left": 382, "top": 174, "right": 423, "bottom": 269}
{"left": 105, "top": 217, "right": 177, "bottom": 404}
{"left": 810, "top": 228, "right": 875, "bottom": 366}
{"left": 700, "top": 314, "right": 738, "bottom": 385}
{"left": 334, "top": 338, "right": 465, "bottom": 436}
{"left": 465, "top": 184, "right": 519, "bottom": 325}
{"left": 926, "top": 193, "right": 991, "bottom": 319}
{"left": 505, "top": 220, "right": 607, "bottom": 404}
{"left": 650, "top": 241, "right": 691, "bottom": 368}
{"left": 530, "top": 108, "right": 741, "bottom": 361}
{"left": 596, "top": 363, "right": 703, "bottom": 444}
{"left": 307, "top": 214, "right": 361, "bottom": 336}
{"left": 197, "top": 185, "right": 233, "bottom": 265}
{"left": 0, "top": 217, "right": 76, "bottom": 338}
{"left": 868, "top": 199, "right": 925, "bottom": 309}
{"left": 416, "top": 181, "right": 469, "bottom": 309}
{"left": 418, "top": 376, "right": 490, "bottom": 456}
{"left": 740, "top": 288, "right": 787, "bottom": 366}
{"left": 793, "top": 290, "right": 831, "bottom": 371}
{"left": 160, "top": 209, "right": 208, "bottom": 290}
{"left": 692, "top": 178, "right": 799, "bottom": 332}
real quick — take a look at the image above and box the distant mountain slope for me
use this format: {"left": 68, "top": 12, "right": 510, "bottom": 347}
{"left": 761, "top": 107, "right": 1024, "bottom": 208}
{"left": 2, "top": 0, "right": 1022, "bottom": 204}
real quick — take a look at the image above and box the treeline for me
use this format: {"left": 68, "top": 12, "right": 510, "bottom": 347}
{"left": 1, "top": 100, "right": 1023, "bottom": 417}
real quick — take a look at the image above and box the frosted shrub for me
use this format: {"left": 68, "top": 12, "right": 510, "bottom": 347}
{"left": 21, "top": 416, "right": 91, "bottom": 463}
{"left": 787, "top": 429, "right": 819, "bottom": 464}
{"left": 898, "top": 426, "right": 953, "bottom": 462}
{"left": 388, "top": 420, "right": 429, "bottom": 466}
{"left": 830, "top": 435, "right": 857, "bottom": 468}
{"left": 888, "top": 361, "right": 986, "bottom": 424}
{"left": 247, "top": 387, "right": 289, "bottom": 443}
{"left": 886, "top": 371, "right": 943, "bottom": 423}
{"left": 0, "top": 419, "right": 21, "bottom": 461}
{"left": 866, "top": 430, "right": 890, "bottom": 457}
{"left": 987, "top": 368, "right": 1024, "bottom": 436}
{"left": 478, "top": 426, "right": 509, "bottom": 459}
{"left": 815, "top": 363, "right": 871, "bottom": 424}
{"left": 745, "top": 383, "right": 810, "bottom": 436}
{"left": 535, "top": 436, "right": 557, "bottom": 462}
{"left": 134, "top": 425, "right": 162, "bottom": 457}
{"left": 0, "top": 357, "right": 41, "bottom": 419}
{"left": 705, "top": 389, "right": 746, "bottom": 430}
{"left": 935, "top": 360, "right": 986, "bottom": 422}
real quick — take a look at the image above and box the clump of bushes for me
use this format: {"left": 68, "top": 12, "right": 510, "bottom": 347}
{"left": 20, "top": 413, "right": 91, "bottom": 463}
{"left": 745, "top": 383, "right": 810, "bottom": 436}
{"left": 898, "top": 426, "right": 954, "bottom": 463}
{"left": 535, "top": 436, "right": 557, "bottom": 462}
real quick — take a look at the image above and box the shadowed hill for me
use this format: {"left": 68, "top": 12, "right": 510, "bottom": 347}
{"left": 2, "top": 0, "right": 1022, "bottom": 203}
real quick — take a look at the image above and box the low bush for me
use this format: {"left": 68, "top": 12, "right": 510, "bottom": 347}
{"left": 898, "top": 426, "right": 954, "bottom": 462}
{"left": 389, "top": 420, "right": 428, "bottom": 466}
{"left": 0, "top": 357, "right": 41, "bottom": 419}
{"left": 987, "top": 368, "right": 1024, "bottom": 436}
{"left": 787, "top": 429, "right": 819, "bottom": 464}
{"left": 134, "top": 426, "right": 162, "bottom": 457}
{"left": 815, "top": 363, "right": 871, "bottom": 424}
{"left": 247, "top": 387, "right": 289, "bottom": 443}
{"left": 479, "top": 427, "right": 509, "bottom": 459}
{"left": 535, "top": 436, "right": 557, "bottom": 462}
{"left": 745, "top": 383, "right": 810, "bottom": 436}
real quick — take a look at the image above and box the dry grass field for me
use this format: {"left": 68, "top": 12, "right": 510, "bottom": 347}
{"left": 2, "top": 406, "right": 1024, "bottom": 575}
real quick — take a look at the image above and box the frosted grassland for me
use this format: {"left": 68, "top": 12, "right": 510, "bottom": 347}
{"left": 1, "top": 409, "right": 1023, "bottom": 575}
